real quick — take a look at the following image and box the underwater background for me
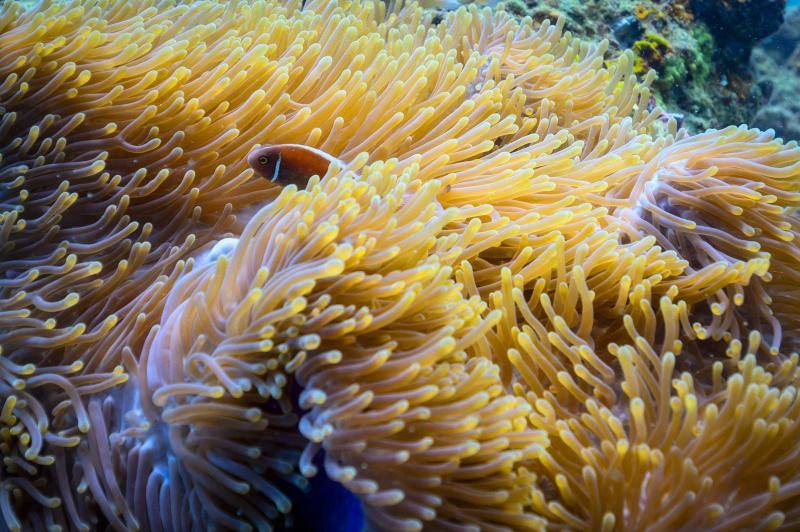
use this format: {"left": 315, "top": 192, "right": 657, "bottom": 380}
{"left": 476, "top": 0, "right": 800, "bottom": 141}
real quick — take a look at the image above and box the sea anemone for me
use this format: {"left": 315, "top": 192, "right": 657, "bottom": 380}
{"left": 1, "top": 0, "right": 800, "bottom": 530}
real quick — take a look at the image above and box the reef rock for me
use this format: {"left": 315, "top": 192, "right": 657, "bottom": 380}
{"left": 496, "top": 0, "right": 787, "bottom": 133}
{"left": 752, "top": 6, "right": 800, "bottom": 140}
{"left": 691, "top": 0, "right": 786, "bottom": 68}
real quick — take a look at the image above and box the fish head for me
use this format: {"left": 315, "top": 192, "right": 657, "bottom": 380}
{"left": 247, "top": 145, "right": 284, "bottom": 181}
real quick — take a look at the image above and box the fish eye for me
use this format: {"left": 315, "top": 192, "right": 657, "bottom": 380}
{"left": 258, "top": 156, "right": 269, "bottom": 165}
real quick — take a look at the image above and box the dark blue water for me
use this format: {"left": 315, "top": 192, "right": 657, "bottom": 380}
{"left": 289, "top": 452, "right": 365, "bottom": 532}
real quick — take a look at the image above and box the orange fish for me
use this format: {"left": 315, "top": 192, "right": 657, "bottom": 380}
{"left": 247, "top": 144, "right": 450, "bottom": 215}
{"left": 247, "top": 144, "right": 343, "bottom": 188}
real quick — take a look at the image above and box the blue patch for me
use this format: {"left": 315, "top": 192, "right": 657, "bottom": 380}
{"left": 289, "top": 452, "right": 365, "bottom": 532}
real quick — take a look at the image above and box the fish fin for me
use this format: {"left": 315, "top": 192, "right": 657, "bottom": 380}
{"left": 271, "top": 153, "right": 282, "bottom": 182}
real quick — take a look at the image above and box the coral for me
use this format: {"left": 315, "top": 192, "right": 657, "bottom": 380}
{"left": 688, "top": 26, "right": 714, "bottom": 81}
{"left": 501, "top": 0, "right": 528, "bottom": 18}
{"left": 667, "top": 0, "right": 694, "bottom": 24}
{"left": 1, "top": 0, "right": 800, "bottom": 531}
{"left": 650, "top": 26, "right": 712, "bottom": 125}
{"left": 634, "top": 3, "right": 655, "bottom": 20}
{"left": 633, "top": 31, "right": 673, "bottom": 74}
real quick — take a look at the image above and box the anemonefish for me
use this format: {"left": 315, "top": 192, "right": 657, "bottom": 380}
{"left": 247, "top": 144, "right": 344, "bottom": 188}
{"left": 247, "top": 143, "right": 450, "bottom": 217}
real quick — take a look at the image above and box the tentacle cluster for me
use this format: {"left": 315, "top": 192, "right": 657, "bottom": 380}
{"left": 1, "top": 0, "right": 800, "bottom": 531}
